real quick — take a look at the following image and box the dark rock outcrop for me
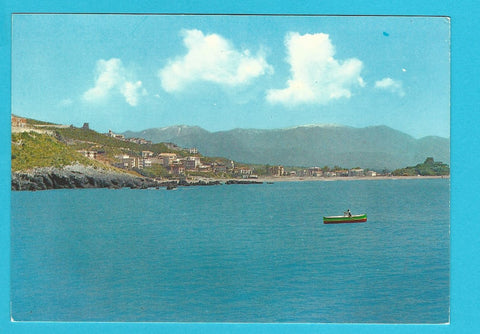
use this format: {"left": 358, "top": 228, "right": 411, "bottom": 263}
{"left": 178, "top": 179, "right": 221, "bottom": 186}
{"left": 11, "top": 164, "right": 158, "bottom": 191}
{"left": 11, "top": 164, "right": 264, "bottom": 191}
{"left": 225, "top": 180, "right": 263, "bottom": 185}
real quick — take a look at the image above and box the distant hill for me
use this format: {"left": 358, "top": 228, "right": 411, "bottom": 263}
{"left": 123, "top": 125, "right": 450, "bottom": 170}
{"left": 393, "top": 157, "right": 450, "bottom": 176}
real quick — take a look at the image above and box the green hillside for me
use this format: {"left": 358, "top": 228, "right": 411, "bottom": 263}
{"left": 54, "top": 127, "right": 180, "bottom": 161}
{"left": 11, "top": 131, "right": 99, "bottom": 171}
{"left": 392, "top": 157, "right": 450, "bottom": 176}
{"left": 12, "top": 121, "right": 210, "bottom": 175}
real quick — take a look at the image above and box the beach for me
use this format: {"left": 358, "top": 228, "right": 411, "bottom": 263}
{"left": 201, "top": 175, "right": 450, "bottom": 184}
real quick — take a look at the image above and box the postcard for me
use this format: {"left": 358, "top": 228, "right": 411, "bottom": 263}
{"left": 10, "top": 14, "right": 450, "bottom": 325}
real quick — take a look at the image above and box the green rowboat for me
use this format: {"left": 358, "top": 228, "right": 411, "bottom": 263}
{"left": 323, "top": 213, "right": 367, "bottom": 224}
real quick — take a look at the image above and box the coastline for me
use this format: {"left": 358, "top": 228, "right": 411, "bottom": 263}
{"left": 186, "top": 174, "right": 450, "bottom": 187}
{"left": 11, "top": 164, "right": 449, "bottom": 191}
{"left": 251, "top": 175, "right": 449, "bottom": 183}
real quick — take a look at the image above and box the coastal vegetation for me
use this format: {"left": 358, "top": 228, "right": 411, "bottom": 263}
{"left": 54, "top": 126, "right": 181, "bottom": 161}
{"left": 392, "top": 157, "right": 450, "bottom": 176}
{"left": 11, "top": 131, "right": 98, "bottom": 171}
{"left": 12, "top": 118, "right": 238, "bottom": 179}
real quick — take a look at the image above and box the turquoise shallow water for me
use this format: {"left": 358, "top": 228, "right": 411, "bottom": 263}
{"left": 11, "top": 179, "right": 449, "bottom": 323}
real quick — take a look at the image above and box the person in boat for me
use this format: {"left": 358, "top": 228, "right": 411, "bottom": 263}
{"left": 345, "top": 209, "right": 352, "bottom": 217}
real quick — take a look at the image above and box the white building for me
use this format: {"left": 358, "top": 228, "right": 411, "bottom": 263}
{"left": 142, "top": 151, "right": 154, "bottom": 158}
{"left": 77, "top": 150, "right": 97, "bottom": 159}
{"left": 348, "top": 168, "right": 365, "bottom": 177}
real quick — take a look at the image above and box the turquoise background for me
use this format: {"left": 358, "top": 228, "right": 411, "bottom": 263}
{"left": 1, "top": 0, "right": 478, "bottom": 333}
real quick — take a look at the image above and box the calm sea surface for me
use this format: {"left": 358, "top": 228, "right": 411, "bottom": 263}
{"left": 11, "top": 179, "right": 449, "bottom": 323}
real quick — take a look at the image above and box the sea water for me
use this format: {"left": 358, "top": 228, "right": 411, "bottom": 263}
{"left": 10, "top": 179, "right": 449, "bottom": 323}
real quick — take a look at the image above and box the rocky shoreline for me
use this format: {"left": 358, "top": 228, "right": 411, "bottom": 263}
{"left": 11, "top": 164, "right": 447, "bottom": 191}
{"left": 11, "top": 165, "right": 159, "bottom": 191}
{"left": 11, "top": 164, "right": 230, "bottom": 191}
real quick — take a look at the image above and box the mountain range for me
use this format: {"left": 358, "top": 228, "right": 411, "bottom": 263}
{"left": 123, "top": 124, "right": 450, "bottom": 170}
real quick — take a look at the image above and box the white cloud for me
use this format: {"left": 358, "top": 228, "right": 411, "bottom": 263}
{"left": 83, "top": 58, "right": 147, "bottom": 106}
{"left": 120, "top": 81, "right": 145, "bottom": 106}
{"left": 374, "top": 77, "right": 405, "bottom": 97}
{"left": 159, "top": 29, "right": 273, "bottom": 92}
{"left": 266, "top": 32, "right": 365, "bottom": 106}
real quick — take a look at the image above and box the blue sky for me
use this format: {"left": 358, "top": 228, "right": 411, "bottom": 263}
{"left": 12, "top": 14, "right": 450, "bottom": 138}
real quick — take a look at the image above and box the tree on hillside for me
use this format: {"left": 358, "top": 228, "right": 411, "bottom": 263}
{"left": 392, "top": 157, "right": 449, "bottom": 176}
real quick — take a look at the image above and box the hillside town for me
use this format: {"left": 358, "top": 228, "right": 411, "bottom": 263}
{"left": 12, "top": 115, "right": 448, "bottom": 180}
{"left": 88, "top": 128, "right": 258, "bottom": 178}
{"left": 76, "top": 125, "right": 380, "bottom": 179}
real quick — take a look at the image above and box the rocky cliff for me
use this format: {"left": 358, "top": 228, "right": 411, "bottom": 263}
{"left": 11, "top": 164, "right": 158, "bottom": 191}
